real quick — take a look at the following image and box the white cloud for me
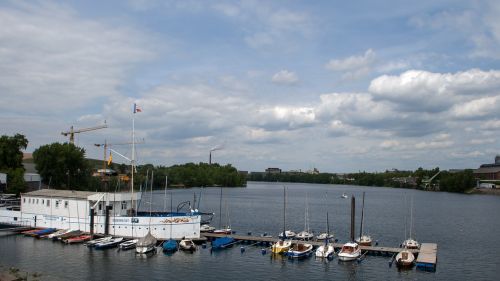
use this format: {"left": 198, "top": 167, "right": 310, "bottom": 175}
{"left": 481, "top": 119, "right": 500, "bottom": 130}
{"left": 380, "top": 140, "right": 400, "bottom": 150}
{"left": 325, "top": 49, "right": 375, "bottom": 79}
{"left": 271, "top": 70, "right": 299, "bottom": 85}
{"left": 451, "top": 96, "right": 499, "bottom": 119}
{"left": 0, "top": 2, "right": 154, "bottom": 113}
{"left": 254, "top": 106, "right": 316, "bottom": 130}
{"left": 369, "top": 69, "right": 500, "bottom": 113}
{"left": 469, "top": 138, "right": 495, "bottom": 145}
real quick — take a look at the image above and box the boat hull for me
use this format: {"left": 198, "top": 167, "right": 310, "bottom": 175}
{"left": 271, "top": 240, "right": 291, "bottom": 254}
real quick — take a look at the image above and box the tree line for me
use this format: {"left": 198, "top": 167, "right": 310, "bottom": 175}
{"left": 0, "top": 134, "right": 246, "bottom": 195}
{"left": 249, "top": 167, "right": 475, "bottom": 193}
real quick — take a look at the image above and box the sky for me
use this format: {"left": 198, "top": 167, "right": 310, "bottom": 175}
{"left": 1, "top": 0, "right": 500, "bottom": 173}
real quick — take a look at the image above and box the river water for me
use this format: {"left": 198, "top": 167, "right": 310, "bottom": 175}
{"left": 1, "top": 182, "right": 499, "bottom": 280}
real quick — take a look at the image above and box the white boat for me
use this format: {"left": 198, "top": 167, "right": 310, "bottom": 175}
{"left": 94, "top": 237, "right": 123, "bottom": 250}
{"left": 315, "top": 243, "right": 335, "bottom": 258}
{"left": 296, "top": 193, "right": 313, "bottom": 240}
{"left": 316, "top": 233, "right": 334, "bottom": 241}
{"left": 338, "top": 242, "right": 361, "bottom": 261}
{"left": 356, "top": 234, "right": 372, "bottom": 246}
{"left": 136, "top": 231, "right": 157, "bottom": 254}
{"left": 0, "top": 107, "right": 201, "bottom": 240}
{"left": 179, "top": 239, "right": 196, "bottom": 251}
{"left": 119, "top": 239, "right": 138, "bottom": 250}
{"left": 214, "top": 188, "right": 232, "bottom": 235}
{"left": 46, "top": 229, "right": 70, "bottom": 239}
{"left": 395, "top": 249, "right": 415, "bottom": 268}
{"left": 296, "top": 231, "right": 314, "bottom": 240}
{"left": 316, "top": 212, "right": 335, "bottom": 259}
{"left": 286, "top": 242, "right": 313, "bottom": 258}
{"left": 85, "top": 236, "right": 112, "bottom": 247}
{"left": 341, "top": 193, "right": 348, "bottom": 199}
{"left": 402, "top": 238, "right": 420, "bottom": 249}
{"left": 402, "top": 197, "right": 419, "bottom": 249}
{"left": 278, "top": 230, "right": 296, "bottom": 239}
{"left": 200, "top": 224, "right": 215, "bottom": 233}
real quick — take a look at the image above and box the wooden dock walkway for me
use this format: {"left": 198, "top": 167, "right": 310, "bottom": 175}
{"left": 415, "top": 243, "right": 437, "bottom": 271}
{"left": 201, "top": 233, "right": 419, "bottom": 255}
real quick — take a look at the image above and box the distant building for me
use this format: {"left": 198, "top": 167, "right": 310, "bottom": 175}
{"left": 474, "top": 156, "right": 500, "bottom": 180}
{"left": 306, "top": 168, "right": 319, "bottom": 175}
{"left": 265, "top": 168, "right": 282, "bottom": 174}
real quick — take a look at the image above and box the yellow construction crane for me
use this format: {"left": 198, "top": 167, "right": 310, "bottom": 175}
{"left": 61, "top": 123, "right": 108, "bottom": 144}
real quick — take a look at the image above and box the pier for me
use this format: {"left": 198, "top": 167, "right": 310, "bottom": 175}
{"left": 202, "top": 233, "right": 437, "bottom": 270}
{"left": 415, "top": 243, "right": 437, "bottom": 271}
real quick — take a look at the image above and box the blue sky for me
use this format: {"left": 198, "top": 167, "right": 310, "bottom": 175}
{"left": 1, "top": 0, "right": 500, "bottom": 172}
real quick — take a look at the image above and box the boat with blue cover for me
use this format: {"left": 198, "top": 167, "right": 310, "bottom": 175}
{"left": 212, "top": 237, "right": 235, "bottom": 250}
{"left": 162, "top": 239, "right": 178, "bottom": 252}
{"left": 29, "top": 228, "right": 57, "bottom": 237}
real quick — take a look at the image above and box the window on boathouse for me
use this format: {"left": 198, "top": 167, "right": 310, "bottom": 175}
{"left": 55, "top": 201, "right": 59, "bottom": 208}
{"left": 47, "top": 200, "right": 50, "bottom": 207}
{"left": 64, "top": 201, "right": 68, "bottom": 208}
{"left": 121, "top": 201, "right": 127, "bottom": 210}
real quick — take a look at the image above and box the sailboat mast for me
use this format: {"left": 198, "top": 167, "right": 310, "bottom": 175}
{"left": 131, "top": 108, "right": 135, "bottom": 214}
{"left": 282, "top": 186, "right": 286, "bottom": 241}
{"left": 359, "top": 191, "right": 365, "bottom": 241}
{"left": 164, "top": 176, "right": 168, "bottom": 212}
{"left": 410, "top": 197, "right": 413, "bottom": 239}
{"left": 326, "top": 212, "right": 330, "bottom": 245}
{"left": 219, "top": 188, "right": 222, "bottom": 229}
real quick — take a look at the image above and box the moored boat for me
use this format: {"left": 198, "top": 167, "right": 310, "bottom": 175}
{"left": 338, "top": 242, "right": 361, "bottom": 261}
{"left": 316, "top": 212, "right": 335, "bottom": 259}
{"left": 296, "top": 231, "right": 314, "bottom": 240}
{"left": 211, "top": 236, "right": 235, "bottom": 250}
{"left": 57, "top": 230, "right": 83, "bottom": 241}
{"left": 162, "top": 239, "right": 178, "bottom": 252}
{"left": 119, "top": 239, "right": 138, "bottom": 250}
{"left": 286, "top": 242, "right": 313, "bottom": 258}
{"left": 271, "top": 240, "right": 292, "bottom": 254}
{"left": 278, "top": 230, "right": 296, "bottom": 239}
{"left": 85, "top": 236, "right": 112, "bottom": 247}
{"left": 200, "top": 224, "right": 215, "bottom": 233}
{"left": 136, "top": 231, "right": 157, "bottom": 254}
{"left": 402, "top": 238, "right": 420, "bottom": 249}
{"left": 356, "top": 234, "right": 372, "bottom": 246}
{"left": 395, "top": 249, "right": 415, "bottom": 268}
{"left": 213, "top": 227, "right": 231, "bottom": 235}
{"left": 179, "top": 239, "right": 196, "bottom": 251}
{"left": 64, "top": 234, "right": 91, "bottom": 244}
{"left": 45, "top": 229, "right": 70, "bottom": 239}
{"left": 316, "top": 233, "right": 334, "bottom": 241}
{"left": 94, "top": 237, "right": 124, "bottom": 250}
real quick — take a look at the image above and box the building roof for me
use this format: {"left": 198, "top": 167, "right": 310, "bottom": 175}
{"left": 474, "top": 167, "right": 500, "bottom": 174}
{"left": 22, "top": 189, "right": 98, "bottom": 199}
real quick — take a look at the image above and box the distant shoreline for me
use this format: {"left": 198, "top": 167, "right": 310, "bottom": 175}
{"left": 468, "top": 188, "right": 500, "bottom": 196}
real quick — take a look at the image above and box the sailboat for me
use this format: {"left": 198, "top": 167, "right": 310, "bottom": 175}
{"left": 212, "top": 188, "right": 235, "bottom": 250}
{"left": 272, "top": 187, "right": 292, "bottom": 254}
{"left": 402, "top": 196, "right": 420, "bottom": 249}
{"left": 356, "top": 192, "right": 372, "bottom": 246}
{"left": 136, "top": 231, "right": 157, "bottom": 254}
{"left": 296, "top": 193, "right": 313, "bottom": 240}
{"left": 395, "top": 248, "right": 415, "bottom": 268}
{"left": 213, "top": 188, "right": 232, "bottom": 234}
{"left": 315, "top": 212, "right": 335, "bottom": 259}
{"left": 163, "top": 191, "right": 178, "bottom": 253}
{"left": 338, "top": 196, "right": 361, "bottom": 261}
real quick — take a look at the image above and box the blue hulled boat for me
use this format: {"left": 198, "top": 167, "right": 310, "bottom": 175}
{"left": 162, "top": 239, "right": 178, "bottom": 252}
{"left": 212, "top": 237, "right": 235, "bottom": 250}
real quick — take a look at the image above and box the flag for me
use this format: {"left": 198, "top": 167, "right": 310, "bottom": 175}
{"left": 133, "top": 103, "right": 142, "bottom": 113}
{"left": 107, "top": 152, "right": 112, "bottom": 166}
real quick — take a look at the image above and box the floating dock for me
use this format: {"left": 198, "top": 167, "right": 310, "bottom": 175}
{"left": 415, "top": 243, "right": 437, "bottom": 271}
{"left": 202, "top": 233, "right": 420, "bottom": 256}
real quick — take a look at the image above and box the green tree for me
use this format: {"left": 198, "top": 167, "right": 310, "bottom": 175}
{"left": 33, "top": 142, "right": 90, "bottom": 189}
{"left": 0, "top": 134, "right": 29, "bottom": 195}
